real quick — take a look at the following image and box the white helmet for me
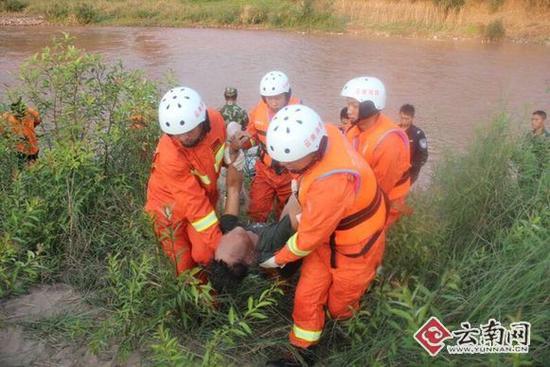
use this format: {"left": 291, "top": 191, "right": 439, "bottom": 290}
{"left": 260, "top": 71, "right": 290, "bottom": 97}
{"left": 158, "top": 87, "right": 206, "bottom": 135}
{"left": 340, "top": 76, "right": 386, "bottom": 110}
{"left": 266, "top": 104, "right": 326, "bottom": 163}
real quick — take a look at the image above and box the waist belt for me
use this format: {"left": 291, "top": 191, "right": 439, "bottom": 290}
{"left": 395, "top": 170, "right": 411, "bottom": 186}
{"left": 329, "top": 188, "right": 389, "bottom": 268}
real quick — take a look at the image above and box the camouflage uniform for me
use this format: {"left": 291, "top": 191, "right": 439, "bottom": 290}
{"left": 220, "top": 102, "right": 249, "bottom": 130}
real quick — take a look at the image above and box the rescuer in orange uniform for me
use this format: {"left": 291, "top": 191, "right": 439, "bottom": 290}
{"left": 260, "top": 105, "right": 387, "bottom": 366}
{"left": 1, "top": 97, "right": 42, "bottom": 164}
{"left": 341, "top": 76, "right": 411, "bottom": 227}
{"left": 145, "top": 87, "right": 226, "bottom": 275}
{"left": 233, "top": 71, "right": 301, "bottom": 222}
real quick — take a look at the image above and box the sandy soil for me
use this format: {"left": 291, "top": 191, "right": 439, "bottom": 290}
{"left": 0, "top": 284, "right": 142, "bottom": 367}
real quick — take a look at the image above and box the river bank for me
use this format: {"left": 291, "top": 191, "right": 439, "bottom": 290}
{"left": 1, "top": 0, "right": 549, "bottom": 44}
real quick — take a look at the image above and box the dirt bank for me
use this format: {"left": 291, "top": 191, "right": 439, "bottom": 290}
{"left": 0, "top": 284, "right": 142, "bottom": 367}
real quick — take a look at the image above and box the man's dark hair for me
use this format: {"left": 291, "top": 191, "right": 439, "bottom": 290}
{"left": 399, "top": 104, "right": 415, "bottom": 117}
{"left": 206, "top": 259, "right": 249, "bottom": 293}
{"left": 340, "top": 107, "right": 348, "bottom": 120}
{"left": 533, "top": 110, "right": 547, "bottom": 120}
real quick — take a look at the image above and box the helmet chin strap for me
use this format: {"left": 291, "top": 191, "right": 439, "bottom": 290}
{"left": 287, "top": 135, "right": 328, "bottom": 175}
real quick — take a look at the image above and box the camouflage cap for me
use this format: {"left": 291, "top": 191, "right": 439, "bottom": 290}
{"left": 224, "top": 87, "right": 238, "bottom": 98}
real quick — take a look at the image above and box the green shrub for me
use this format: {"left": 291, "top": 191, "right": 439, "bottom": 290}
{"left": 2, "top": 0, "right": 28, "bottom": 12}
{"left": 240, "top": 4, "right": 268, "bottom": 25}
{"left": 484, "top": 18, "right": 506, "bottom": 41}
{"left": 150, "top": 325, "right": 196, "bottom": 366}
{"left": 433, "top": 0, "right": 466, "bottom": 12}
{"left": 45, "top": 2, "right": 69, "bottom": 21}
{"left": 213, "top": 6, "right": 240, "bottom": 24}
{"left": 74, "top": 3, "right": 99, "bottom": 24}
{"left": 134, "top": 9, "right": 160, "bottom": 20}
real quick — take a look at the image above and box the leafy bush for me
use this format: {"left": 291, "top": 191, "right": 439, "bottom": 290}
{"left": 1, "top": 0, "right": 28, "bottom": 12}
{"left": 45, "top": 2, "right": 69, "bottom": 21}
{"left": 484, "top": 18, "right": 506, "bottom": 41}
{"left": 74, "top": 3, "right": 99, "bottom": 24}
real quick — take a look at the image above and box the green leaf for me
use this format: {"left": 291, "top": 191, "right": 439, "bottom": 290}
{"left": 228, "top": 307, "right": 236, "bottom": 325}
{"left": 239, "top": 322, "right": 252, "bottom": 335}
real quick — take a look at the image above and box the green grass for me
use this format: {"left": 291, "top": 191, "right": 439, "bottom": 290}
{"left": 1, "top": 36, "right": 549, "bottom": 366}
{"left": 2, "top": 0, "right": 344, "bottom": 32}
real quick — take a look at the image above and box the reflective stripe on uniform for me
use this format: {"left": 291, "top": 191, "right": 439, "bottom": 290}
{"left": 292, "top": 324, "right": 322, "bottom": 342}
{"left": 375, "top": 128, "right": 409, "bottom": 151}
{"left": 287, "top": 233, "right": 311, "bottom": 257}
{"left": 318, "top": 169, "right": 361, "bottom": 193}
{"left": 191, "top": 210, "right": 218, "bottom": 232}
{"left": 214, "top": 143, "right": 225, "bottom": 173}
{"left": 191, "top": 169, "right": 211, "bottom": 185}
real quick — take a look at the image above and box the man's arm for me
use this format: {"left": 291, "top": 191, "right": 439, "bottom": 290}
{"left": 224, "top": 164, "right": 242, "bottom": 217}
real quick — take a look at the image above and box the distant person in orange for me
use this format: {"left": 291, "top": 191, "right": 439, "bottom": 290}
{"left": 129, "top": 113, "right": 147, "bottom": 130}
{"left": 339, "top": 106, "right": 351, "bottom": 132}
{"left": 1, "top": 97, "right": 41, "bottom": 165}
{"left": 232, "top": 71, "right": 301, "bottom": 222}
{"left": 341, "top": 76, "right": 411, "bottom": 227}
{"left": 145, "top": 87, "right": 226, "bottom": 275}
{"left": 259, "top": 105, "right": 387, "bottom": 366}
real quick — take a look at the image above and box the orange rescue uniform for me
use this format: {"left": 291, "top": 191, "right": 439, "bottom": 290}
{"left": 275, "top": 124, "right": 387, "bottom": 349}
{"left": 346, "top": 113, "right": 411, "bottom": 227}
{"left": 1, "top": 108, "right": 41, "bottom": 156}
{"left": 145, "top": 109, "right": 226, "bottom": 274}
{"left": 246, "top": 97, "right": 301, "bottom": 222}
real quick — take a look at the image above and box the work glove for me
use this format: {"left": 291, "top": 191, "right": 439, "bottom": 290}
{"left": 259, "top": 256, "right": 283, "bottom": 269}
{"left": 224, "top": 148, "right": 245, "bottom": 171}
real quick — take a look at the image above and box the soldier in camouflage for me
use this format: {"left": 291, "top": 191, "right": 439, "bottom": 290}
{"left": 219, "top": 87, "right": 249, "bottom": 129}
